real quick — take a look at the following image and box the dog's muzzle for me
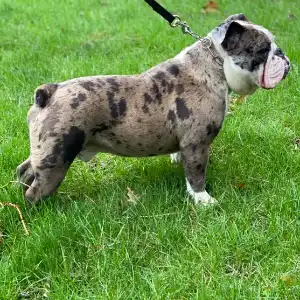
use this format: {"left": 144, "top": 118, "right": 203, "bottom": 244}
{"left": 260, "top": 48, "right": 290, "bottom": 89}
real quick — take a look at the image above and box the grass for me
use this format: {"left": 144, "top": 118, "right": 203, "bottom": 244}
{"left": 0, "top": 0, "right": 299, "bottom": 298}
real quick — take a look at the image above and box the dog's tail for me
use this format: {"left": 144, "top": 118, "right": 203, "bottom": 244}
{"left": 34, "top": 83, "right": 58, "bottom": 108}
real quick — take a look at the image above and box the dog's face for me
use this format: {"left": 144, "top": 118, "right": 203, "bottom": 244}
{"left": 209, "top": 14, "right": 290, "bottom": 95}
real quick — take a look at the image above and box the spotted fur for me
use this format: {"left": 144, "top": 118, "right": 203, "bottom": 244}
{"left": 17, "top": 14, "right": 290, "bottom": 204}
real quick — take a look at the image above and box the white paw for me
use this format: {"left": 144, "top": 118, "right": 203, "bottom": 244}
{"left": 186, "top": 179, "right": 217, "bottom": 205}
{"left": 170, "top": 152, "right": 182, "bottom": 164}
{"left": 191, "top": 190, "right": 217, "bottom": 205}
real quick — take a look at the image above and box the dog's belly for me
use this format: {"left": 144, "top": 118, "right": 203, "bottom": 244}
{"left": 85, "top": 128, "right": 179, "bottom": 158}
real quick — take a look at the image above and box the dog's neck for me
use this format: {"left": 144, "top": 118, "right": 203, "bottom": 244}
{"left": 175, "top": 39, "right": 226, "bottom": 85}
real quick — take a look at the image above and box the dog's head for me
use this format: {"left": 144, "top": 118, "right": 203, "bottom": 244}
{"left": 209, "top": 14, "right": 290, "bottom": 95}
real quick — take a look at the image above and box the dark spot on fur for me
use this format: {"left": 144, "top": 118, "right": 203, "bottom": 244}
{"left": 39, "top": 133, "right": 42, "bottom": 141}
{"left": 118, "top": 98, "right": 127, "bottom": 116}
{"left": 196, "top": 164, "right": 203, "bottom": 171}
{"left": 175, "top": 98, "right": 190, "bottom": 120}
{"left": 142, "top": 104, "right": 149, "bottom": 114}
{"left": 167, "top": 110, "right": 176, "bottom": 123}
{"left": 138, "top": 142, "right": 143, "bottom": 147}
{"left": 106, "top": 77, "right": 120, "bottom": 93}
{"left": 39, "top": 143, "right": 62, "bottom": 170}
{"left": 154, "top": 71, "right": 166, "bottom": 82}
{"left": 192, "top": 144, "right": 197, "bottom": 153}
{"left": 206, "top": 124, "right": 213, "bottom": 135}
{"left": 176, "top": 84, "right": 184, "bottom": 95}
{"left": 62, "top": 127, "right": 86, "bottom": 165}
{"left": 167, "top": 82, "right": 174, "bottom": 94}
{"left": 144, "top": 93, "right": 153, "bottom": 104}
{"left": 71, "top": 93, "right": 86, "bottom": 109}
{"left": 186, "top": 50, "right": 199, "bottom": 65}
{"left": 137, "top": 118, "right": 142, "bottom": 123}
{"left": 167, "top": 65, "right": 180, "bottom": 77}
{"left": 91, "top": 124, "right": 110, "bottom": 135}
{"left": 80, "top": 81, "right": 95, "bottom": 92}
{"left": 107, "top": 92, "right": 127, "bottom": 118}
{"left": 156, "top": 134, "right": 162, "bottom": 139}
{"left": 116, "top": 140, "right": 121, "bottom": 145}
{"left": 206, "top": 121, "right": 221, "bottom": 137}
{"left": 150, "top": 82, "right": 162, "bottom": 104}
{"left": 107, "top": 92, "right": 118, "bottom": 118}
{"left": 158, "top": 147, "right": 163, "bottom": 151}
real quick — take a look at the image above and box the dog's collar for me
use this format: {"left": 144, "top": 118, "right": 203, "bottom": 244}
{"left": 144, "top": 0, "right": 223, "bottom": 66}
{"left": 198, "top": 37, "right": 223, "bottom": 66}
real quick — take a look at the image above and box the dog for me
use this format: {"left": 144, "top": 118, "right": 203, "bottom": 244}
{"left": 17, "top": 14, "right": 290, "bottom": 204}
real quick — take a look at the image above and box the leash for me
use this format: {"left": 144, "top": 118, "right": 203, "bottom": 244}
{"left": 143, "top": 0, "right": 222, "bottom": 65}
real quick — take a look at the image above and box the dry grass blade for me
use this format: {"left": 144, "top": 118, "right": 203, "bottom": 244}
{"left": 126, "top": 187, "right": 140, "bottom": 205}
{"left": 0, "top": 202, "right": 30, "bottom": 236}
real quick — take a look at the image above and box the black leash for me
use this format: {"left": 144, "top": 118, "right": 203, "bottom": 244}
{"left": 143, "top": 0, "right": 223, "bottom": 65}
{"left": 143, "top": 0, "right": 176, "bottom": 25}
{"left": 143, "top": 0, "right": 201, "bottom": 38}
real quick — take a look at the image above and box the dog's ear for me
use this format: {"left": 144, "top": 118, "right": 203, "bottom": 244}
{"left": 210, "top": 20, "right": 247, "bottom": 48}
{"left": 221, "top": 21, "right": 246, "bottom": 51}
{"left": 224, "top": 13, "right": 248, "bottom": 23}
{"left": 35, "top": 83, "right": 58, "bottom": 108}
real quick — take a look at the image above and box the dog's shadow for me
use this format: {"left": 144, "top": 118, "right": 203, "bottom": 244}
{"left": 67, "top": 155, "right": 186, "bottom": 199}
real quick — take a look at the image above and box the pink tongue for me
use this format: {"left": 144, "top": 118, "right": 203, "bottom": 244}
{"left": 263, "top": 56, "right": 285, "bottom": 89}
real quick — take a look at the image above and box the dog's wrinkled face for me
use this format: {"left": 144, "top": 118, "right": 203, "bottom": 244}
{"left": 209, "top": 14, "right": 290, "bottom": 95}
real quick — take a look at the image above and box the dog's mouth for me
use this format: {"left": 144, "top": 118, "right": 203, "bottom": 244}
{"left": 260, "top": 54, "right": 290, "bottom": 89}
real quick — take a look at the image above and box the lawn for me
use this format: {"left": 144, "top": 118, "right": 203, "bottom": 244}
{"left": 0, "top": 0, "right": 300, "bottom": 298}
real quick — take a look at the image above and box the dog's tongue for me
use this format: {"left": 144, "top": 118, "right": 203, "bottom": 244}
{"left": 262, "top": 55, "right": 285, "bottom": 89}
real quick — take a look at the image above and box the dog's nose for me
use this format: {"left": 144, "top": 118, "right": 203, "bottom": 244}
{"left": 283, "top": 63, "right": 290, "bottom": 79}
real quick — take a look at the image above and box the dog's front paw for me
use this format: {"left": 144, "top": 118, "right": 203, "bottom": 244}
{"left": 170, "top": 152, "right": 182, "bottom": 164}
{"left": 16, "top": 158, "right": 35, "bottom": 192}
{"left": 191, "top": 190, "right": 217, "bottom": 205}
{"left": 186, "top": 180, "right": 217, "bottom": 205}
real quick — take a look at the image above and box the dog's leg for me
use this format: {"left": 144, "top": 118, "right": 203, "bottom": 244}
{"left": 21, "top": 126, "right": 86, "bottom": 203}
{"left": 180, "top": 143, "right": 217, "bottom": 205}
{"left": 170, "top": 152, "right": 182, "bottom": 164}
{"left": 24, "top": 163, "right": 70, "bottom": 203}
{"left": 16, "top": 157, "right": 35, "bottom": 192}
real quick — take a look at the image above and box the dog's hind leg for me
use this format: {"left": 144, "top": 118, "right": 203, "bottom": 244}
{"left": 23, "top": 126, "right": 86, "bottom": 203}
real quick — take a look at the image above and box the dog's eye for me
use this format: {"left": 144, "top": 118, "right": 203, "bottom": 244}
{"left": 257, "top": 48, "right": 268, "bottom": 55}
{"left": 256, "top": 42, "right": 270, "bottom": 55}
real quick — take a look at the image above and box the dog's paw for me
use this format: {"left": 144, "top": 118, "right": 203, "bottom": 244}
{"left": 191, "top": 190, "right": 217, "bottom": 205}
{"left": 170, "top": 152, "right": 182, "bottom": 164}
{"left": 16, "top": 159, "right": 35, "bottom": 192}
{"left": 186, "top": 179, "right": 217, "bottom": 205}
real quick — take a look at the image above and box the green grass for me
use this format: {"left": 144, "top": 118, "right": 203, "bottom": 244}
{"left": 0, "top": 0, "right": 300, "bottom": 298}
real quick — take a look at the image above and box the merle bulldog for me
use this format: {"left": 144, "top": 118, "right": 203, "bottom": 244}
{"left": 17, "top": 14, "right": 290, "bottom": 204}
